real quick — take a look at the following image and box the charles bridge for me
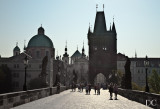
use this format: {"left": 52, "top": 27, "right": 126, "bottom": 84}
{"left": 0, "top": 86, "right": 160, "bottom": 109}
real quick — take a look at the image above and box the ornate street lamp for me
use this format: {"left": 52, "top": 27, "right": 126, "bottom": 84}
{"left": 23, "top": 56, "right": 28, "bottom": 91}
{"left": 144, "top": 55, "right": 149, "bottom": 92}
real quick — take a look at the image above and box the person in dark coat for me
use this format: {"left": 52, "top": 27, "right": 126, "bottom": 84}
{"left": 57, "top": 82, "right": 60, "bottom": 94}
{"left": 94, "top": 84, "right": 97, "bottom": 94}
{"left": 114, "top": 84, "right": 118, "bottom": 100}
{"left": 109, "top": 83, "right": 113, "bottom": 100}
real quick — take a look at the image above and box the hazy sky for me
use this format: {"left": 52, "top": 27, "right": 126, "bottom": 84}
{"left": 0, "top": 0, "right": 160, "bottom": 58}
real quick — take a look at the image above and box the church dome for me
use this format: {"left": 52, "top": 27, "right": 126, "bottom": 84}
{"left": 13, "top": 46, "right": 20, "bottom": 51}
{"left": 27, "top": 27, "right": 54, "bottom": 48}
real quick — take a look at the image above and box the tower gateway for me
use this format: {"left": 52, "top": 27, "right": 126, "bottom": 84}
{"left": 88, "top": 10, "right": 117, "bottom": 84}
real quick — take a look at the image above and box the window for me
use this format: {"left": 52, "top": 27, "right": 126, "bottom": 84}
{"left": 36, "top": 51, "right": 40, "bottom": 58}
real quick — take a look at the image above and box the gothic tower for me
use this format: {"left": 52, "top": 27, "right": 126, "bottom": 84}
{"left": 88, "top": 10, "right": 117, "bottom": 84}
{"left": 62, "top": 41, "right": 69, "bottom": 65}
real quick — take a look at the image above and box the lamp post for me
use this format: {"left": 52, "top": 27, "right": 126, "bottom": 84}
{"left": 144, "top": 55, "right": 149, "bottom": 92}
{"left": 23, "top": 56, "right": 28, "bottom": 91}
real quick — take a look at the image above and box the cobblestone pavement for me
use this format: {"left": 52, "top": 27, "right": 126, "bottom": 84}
{"left": 12, "top": 89, "right": 151, "bottom": 109}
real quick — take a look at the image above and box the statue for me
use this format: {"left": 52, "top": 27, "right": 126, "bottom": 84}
{"left": 124, "top": 56, "right": 132, "bottom": 89}
{"left": 39, "top": 56, "right": 48, "bottom": 85}
{"left": 73, "top": 70, "right": 77, "bottom": 84}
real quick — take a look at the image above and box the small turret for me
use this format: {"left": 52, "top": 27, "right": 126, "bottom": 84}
{"left": 38, "top": 24, "right": 45, "bottom": 35}
{"left": 13, "top": 42, "right": 20, "bottom": 56}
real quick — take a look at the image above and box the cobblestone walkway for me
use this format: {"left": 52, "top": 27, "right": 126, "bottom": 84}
{"left": 12, "top": 89, "right": 151, "bottom": 109}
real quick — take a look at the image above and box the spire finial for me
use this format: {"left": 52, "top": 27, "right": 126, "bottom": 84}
{"left": 113, "top": 16, "right": 114, "bottom": 22}
{"left": 77, "top": 45, "right": 78, "bottom": 50}
{"left": 96, "top": 4, "right": 98, "bottom": 12}
{"left": 41, "top": 24, "right": 42, "bottom": 27}
{"left": 16, "top": 42, "right": 18, "bottom": 46}
{"left": 103, "top": 4, "right": 104, "bottom": 11}
{"left": 66, "top": 40, "right": 67, "bottom": 48}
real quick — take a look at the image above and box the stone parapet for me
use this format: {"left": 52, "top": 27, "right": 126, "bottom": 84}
{"left": 0, "top": 86, "right": 67, "bottom": 109}
{"left": 118, "top": 88, "right": 160, "bottom": 108}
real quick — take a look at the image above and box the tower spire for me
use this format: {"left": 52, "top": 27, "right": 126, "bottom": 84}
{"left": 82, "top": 41, "right": 85, "bottom": 57}
{"left": 135, "top": 50, "right": 137, "bottom": 58}
{"left": 96, "top": 4, "right": 98, "bottom": 12}
{"left": 112, "top": 17, "right": 116, "bottom": 33}
{"left": 103, "top": 4, "right": 104, "bottom": 11}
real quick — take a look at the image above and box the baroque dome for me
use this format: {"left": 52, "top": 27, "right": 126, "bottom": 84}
{"left": 27, "top": 26, "right": 54, "bottom": 48}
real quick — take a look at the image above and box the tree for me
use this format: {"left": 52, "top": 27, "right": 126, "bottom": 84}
{"left": 148, "top": 69, "right": 160, "bottom": 94}
{"left": 0, "top": 65, "right": 12, "bottom": 94}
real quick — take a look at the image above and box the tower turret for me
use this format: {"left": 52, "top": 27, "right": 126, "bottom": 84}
{"left": 62, "top": 41, "right": 69, "bottom": 64}
{"left": 13, "top": 42, "right": 20, "bottom": 56}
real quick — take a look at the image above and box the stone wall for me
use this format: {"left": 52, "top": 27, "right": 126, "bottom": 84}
{"left": 0, "top": 86, "right": 66, "bottom": 109}
{"left": 118, "top": 88, "right": 160, "bottom": 108}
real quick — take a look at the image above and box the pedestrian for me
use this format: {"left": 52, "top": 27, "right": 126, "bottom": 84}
{"left": 57, "top": 82, "right": 60, "bottom": 94}
{"left": 81, "top": 83, "right": 84, "bottom": 92}
{"left": 97, "top": 83, "right": 100, "bottom": 95}
{"left": 114, "top": 84, "right": 118, "bottom": 100}
{"left": 94, "top": 84, "right": 97, "bottom": 94}
{"left": 109, "top": 83, "right": 113, "bottom": 100}
{"left": 71, "top": 81, "right": 74, "bottom": 92}
{"left": 86, "top": 84, "right": 89, "bottom": 94}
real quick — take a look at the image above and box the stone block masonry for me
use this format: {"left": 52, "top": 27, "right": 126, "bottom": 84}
{"left": 0, "top": 86, "right": 66, "bottom": 109}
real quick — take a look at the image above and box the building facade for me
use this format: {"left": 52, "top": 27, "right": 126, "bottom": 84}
{"left": 0, "top": 26, "right": 55, "bottom": 91}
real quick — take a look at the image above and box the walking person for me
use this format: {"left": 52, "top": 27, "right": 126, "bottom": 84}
{"left": 114, "top": 84, "right": 118, "bottom": 100}
{"left": 109, "top": 83, "right": 113, "bottom": 100}
{"left": 86, "top": 84, "right": 89, "bottom": 94}
{"left": 57, "top": 82, "right": 60, "bottom": 94}
{"left": 94, "top": 84, "right": 97, "bottom": 94}
{"left": 97, "top": 83, "right": 100, "bottom": 95}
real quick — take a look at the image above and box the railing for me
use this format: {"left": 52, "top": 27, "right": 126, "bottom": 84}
{"left": 0, "top": 86, "right": 67, "bottom": 109}
{"left": 118, "top": 88, "right": 160, "bottom": 108}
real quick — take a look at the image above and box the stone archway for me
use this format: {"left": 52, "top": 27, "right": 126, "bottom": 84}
{"left": 94, "top": 73, "right": 106, "bottom": 85}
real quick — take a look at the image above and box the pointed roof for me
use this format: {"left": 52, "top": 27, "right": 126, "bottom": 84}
{"left": 112, "top": 19, "right": 116, "bottom": 33}
{"left": 71, "top": 50, "right": 82, "bottom": 58}
{"left": 93, "top": 11, "right": 107, "bottom": 34}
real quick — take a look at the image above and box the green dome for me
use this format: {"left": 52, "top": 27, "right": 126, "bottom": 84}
{"left": 27, "top": 27, "right": 53, "bottom": 48}
{"left": 27, "top": 34, "right": 53, "bottom": 48}
{"left": 13, "top": 46, "right": 20, "bottom": 51}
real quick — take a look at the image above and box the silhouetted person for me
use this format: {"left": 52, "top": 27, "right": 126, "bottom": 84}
{"left": 97, "top": 83, "right": 100, "bottom": 95}
{"left": 94, "top": 84, "right": 97, "bottom": 94}
{"left": 86, "top": 85, "right": 89, "bottom": 94}
{"left": 57, "top": 82, "right": 60, "bottom": 94}
{"left": 109, "top": 83, "right": 113, "bottom": 100}
{"left": 114, "top": 84, "right": 118, "bottom": 100}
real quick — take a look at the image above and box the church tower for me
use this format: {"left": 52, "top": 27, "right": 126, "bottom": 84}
{"left": 88, "top": 9, "right": 117, "bottom": 84}
{"left": 62, "top": 41, "right": 69, "bottom": 65}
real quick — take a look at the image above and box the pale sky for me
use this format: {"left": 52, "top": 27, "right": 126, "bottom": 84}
{"left": 0, "top": 0, "right": 160, "bottom": 58}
